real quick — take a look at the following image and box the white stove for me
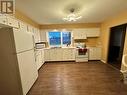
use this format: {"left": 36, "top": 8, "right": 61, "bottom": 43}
{"left": 75, "top": 43, "right": 88, "bottom": 62}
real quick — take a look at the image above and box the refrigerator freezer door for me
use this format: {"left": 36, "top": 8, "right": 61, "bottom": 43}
{"left": 17, "top": 50, "right": 38, "bottom": 95}
{"left": 13, "top": 28, "right": 34, "bottom": 53}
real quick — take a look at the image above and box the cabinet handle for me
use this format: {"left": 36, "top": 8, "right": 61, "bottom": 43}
{"left": 3, "top": 20, "right": 6, "bottom": 23}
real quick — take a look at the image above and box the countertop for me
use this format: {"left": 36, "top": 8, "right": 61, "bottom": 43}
{"left": 35, "top": 46, "right": 101, "bottom": 50}
{"left": 44, "top": 47, "right": 76, "bottom": 49}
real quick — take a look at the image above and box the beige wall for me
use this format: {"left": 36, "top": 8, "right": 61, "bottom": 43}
{"left": 15, "top": 10, "right": 40, "bottom": 29}
{"left": 101, "top": 11, "right": 127, "bottom": 63}
{"left": 84, "top": 37, "right": 100, "bottom": 47}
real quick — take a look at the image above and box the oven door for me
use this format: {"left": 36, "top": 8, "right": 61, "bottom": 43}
{"left": 76, "top": 48, "right": 88, "bottom": 57}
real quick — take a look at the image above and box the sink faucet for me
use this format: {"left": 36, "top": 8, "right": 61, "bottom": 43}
{"left": 67, "top": 42, "right": 71, "bottom": 47}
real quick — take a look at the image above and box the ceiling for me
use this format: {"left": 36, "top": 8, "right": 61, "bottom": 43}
{"left": 16, "top": 0, "right": 127, "bottom": 24}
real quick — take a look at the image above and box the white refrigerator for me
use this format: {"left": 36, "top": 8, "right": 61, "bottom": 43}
{"left": 0, "top": 27, "right": 38, "bottom": 95}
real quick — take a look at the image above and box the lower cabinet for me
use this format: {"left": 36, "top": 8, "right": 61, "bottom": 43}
{"left": 44, "top": 47, "right": 101, "bottom": 61}
{"left": 44, "top": 49, "right": 50, "bottom": 61}
{"left": 44, "top": 48, "right": 75, "bottom": 61}
{"left": 55, "top": 48, "right": 63, "bottom": 61}
{"left": 36, "top": 49, "right": 45, "bottom": 70}
{"left": 88, "top": 47, "right": 101, "bottom": 60}
{"left": 62, "top": 48, "right": 75, "bottom": 61}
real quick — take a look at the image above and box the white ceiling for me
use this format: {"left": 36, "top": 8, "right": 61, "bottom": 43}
{"left": 16, "top": 0, "right": 127, "bottom": 24}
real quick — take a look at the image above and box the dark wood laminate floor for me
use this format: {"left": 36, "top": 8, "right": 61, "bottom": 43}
{"left": 109, "top": 61, "right": 122, "bottom": 70}
{"left": 27, "top": 61, "right": 127, "bottom": 95}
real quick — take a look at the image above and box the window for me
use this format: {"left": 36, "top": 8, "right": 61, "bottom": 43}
{"left": 48, "top": 32, "right": 61, "bottom": 46}
{"left": 48, "top": 31, "right": 71, "bottom": 47}
{"left": 62, "top": 32, "right": 71, "bottom": 45}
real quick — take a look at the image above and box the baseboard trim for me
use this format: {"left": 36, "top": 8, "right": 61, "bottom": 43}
{"left": 101, "top": 60, "right": 106, "bottom": 63}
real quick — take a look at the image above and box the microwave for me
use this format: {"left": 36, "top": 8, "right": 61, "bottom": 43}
{"left": 35, "top": 42, "right": 46, "bottom": 49}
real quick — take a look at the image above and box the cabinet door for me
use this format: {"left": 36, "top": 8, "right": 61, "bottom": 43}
{"left": 33, "top": 28, "right": 41, "bottom": 43}
{"left": 86, "top": 28, "right": 100, "bottom": 37}
{"left": 67, "top": 49, "right": 72, "bottom": 60}
{"left": 89, "top": 48, "right": 93, "bottom": 60}
{"left": 27, "top": 25, "right": 34, "bottom": 33}
{"left": 89, "top": 47, "right": 101, "bottom": 60}
{"left": 62, "top": 49, "right": 75, "bottom": 61}
{"left": 55, "top": 48, "right": 62, "bottom": 61}
{"left": 70, "top": 49, "right": 76, "bottom": 60}
{"left": 96, "top": 47, "right": 101, "bottom": 60}
{"left": 73, "top": 30, "right": 79, "bottom": 39}
{"left": 73, "top": 29, "right": 87, "bottom": 39}
{"left": 36, "top": 50, "right": 44, "bottom": 70}
{"left": 89, "top": 48, "right": 95, "bottom": 60}
{"left": 7, "top": 16, "right": 19, "bottom": 28}
{"left": 0, "top": 16, "right": 7, "bottom": 25}
{"left": 41, "top": 49, "right": 45, "bottom": 64}
{"left": 81, "top": 31, "right": 87, "bottom": 39}
{"left": 40, "top": 31, "right": 47, "bottom": 42}
{"left": 37, "top": 29, "right": 41, "bottom": 42}
{"left": 49, "top": 49, "right": 56, "bottom": 61}
{"left": 44, "top": 49, "right": 50, "bottom": 61}
{"left": 19, "top": 22, "right": 28, "bottom": 32}
{"left": 36, "top": 52, "right": 42, "bottom": 70}
{"left": 62, "top": 49, "right": 69, "bottom": 61}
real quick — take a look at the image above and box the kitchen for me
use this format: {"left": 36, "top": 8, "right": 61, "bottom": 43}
{"left": 0, "top": 16, "right": 101, "bottom": 95}
{"left": 35, "top": 27, "right": 102, "bottom": 69}
{"left": 0, "top": 0, "right": 127, "bottom": 95}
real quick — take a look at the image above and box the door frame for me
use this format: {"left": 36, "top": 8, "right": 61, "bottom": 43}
{"left": 107, "top": 24, "right": 127, "bottom": 63}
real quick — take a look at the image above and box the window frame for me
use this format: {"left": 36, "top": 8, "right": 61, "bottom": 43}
{"left": 47, "top": 30, "right": 72, "bottom": 47}
{"left": 47, "top": 31, "right": 62, "bottom": 47}
{"left": 61, "top": 31, "right": 72, "bottom": 47}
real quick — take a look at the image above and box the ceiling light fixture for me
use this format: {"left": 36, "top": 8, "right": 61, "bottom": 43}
{"left": 63, "top": 8, "right": 82, "bottom": 22}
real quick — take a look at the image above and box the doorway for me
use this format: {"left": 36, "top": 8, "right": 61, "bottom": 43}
{"left": 108, "top": 24, "right": 126, "bottom": 69}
